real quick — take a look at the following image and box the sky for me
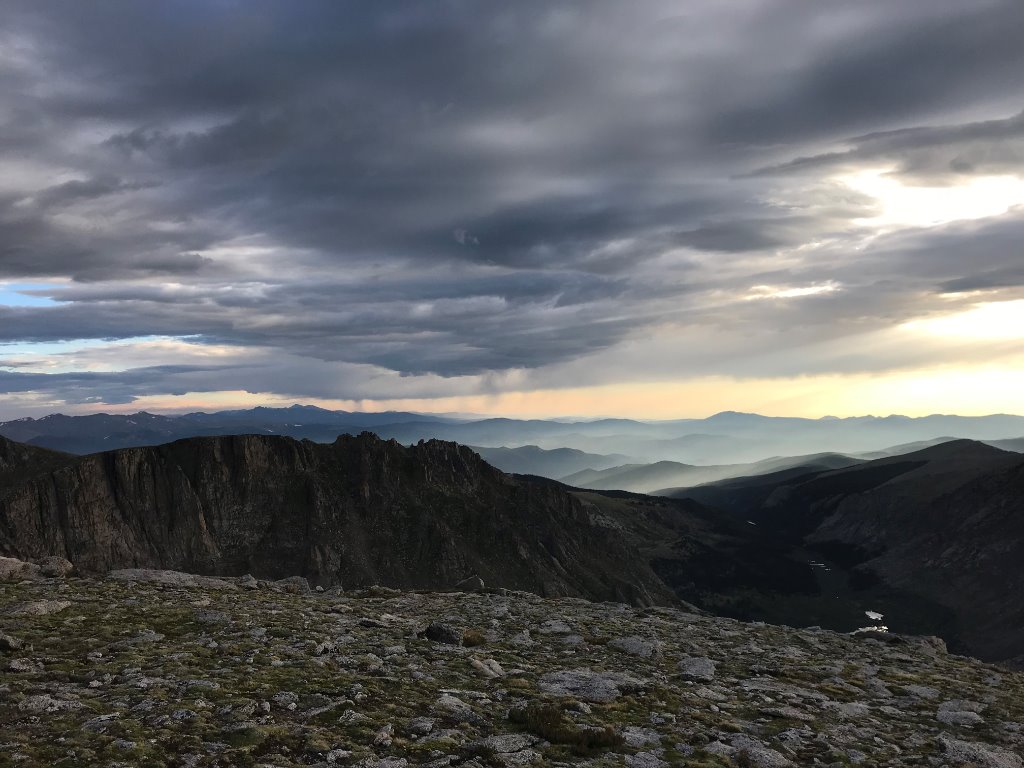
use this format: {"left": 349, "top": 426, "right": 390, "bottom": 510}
{"left": 1, "top": 0, "right": 1023, "bottom": 419}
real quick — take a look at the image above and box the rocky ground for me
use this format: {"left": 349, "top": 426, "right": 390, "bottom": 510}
{"left": 1, "top": 568, "right": 1023, "bottom": 768}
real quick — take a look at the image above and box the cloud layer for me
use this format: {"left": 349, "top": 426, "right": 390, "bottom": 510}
{"left": 1, "top": 0, "right": 1023, "bottom": 414}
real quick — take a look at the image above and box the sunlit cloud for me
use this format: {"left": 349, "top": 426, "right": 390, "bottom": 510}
{"left": 840, "top": 168, "right": 1024, "bottom": 228}
{"left": 746, "top": 282, "right": 841, "bottom": 300}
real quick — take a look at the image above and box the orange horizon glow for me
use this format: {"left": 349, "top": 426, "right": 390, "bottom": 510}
{"left": 65, "top": 365, "right": 1024, "bottom": 421}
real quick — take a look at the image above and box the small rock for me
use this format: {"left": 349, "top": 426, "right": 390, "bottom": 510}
{"left": 8, "top": 600, "right": 71, "bottom": 616}
{"left": 421, "top": 622, "right": 462, "bottom": 645}
{"left": 0, "top": 631, "right": 24, "bottom": 651}
{"left": 38, "top": 556, "right": 74, "bottom": 578}
{"left": 478, "top": 733, "right": 537, "bottom": 753}
{"left": 7, "top": 658, "right": 40, "bottom": 673}
{"left": 622, "top": 726, "right": 662, "bottom": 748}
{"left": 625, "top": 753, "right": 667, "bottom": 768}
{"left": 272, "top": 575, "right": 311, "bottom": 594}
{"left": 939, "top": 735, "right": 1024, "bottom": 768}
{"left": 538, "top": 668, "right": 644, "bottom": 703}
{"left": 609, "top": 635, "right": 662, "bottom": 658}
{"left": 470, "top": 658, "right": 505, "bottom": 678}
{"left": 678, "top": 655, "right": 716, "bottom": 681}
{"left": 18, "top": 694, "right": 82, "bottom": 713}
{"left": 537, "top": 619, "right": 573, "bottom": 634}
{"left": 373, "top": 723, "right": 394, "bottom": 747}
{"left": 237, "top": 574, "right": 259, "bottom": 590}
{"left": 938, "top": 709, "right": 985, "bottom": 727}
{"left": 407, "top": 716, "right": 436, "bottom": 736}
{"left": 0, "top": 556, "right": 40, "bottom": 581}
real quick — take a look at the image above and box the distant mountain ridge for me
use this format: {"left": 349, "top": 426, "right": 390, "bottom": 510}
{"left": 565, "top": 452, "right": 861, "bottom": 494}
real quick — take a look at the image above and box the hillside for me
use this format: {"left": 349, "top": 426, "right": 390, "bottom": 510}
{"left": 471, "top": 445, "right": 632, "bottom": 478}
{"left": 668, "top": 440, "right": 1024, "bottom": 664}
{"left": 565, "top": 452, "right": 859, "bottom": 494}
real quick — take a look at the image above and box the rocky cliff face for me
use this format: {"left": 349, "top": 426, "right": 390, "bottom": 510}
{"left": 0, "top": 433, "right": 672, "bottom": 605}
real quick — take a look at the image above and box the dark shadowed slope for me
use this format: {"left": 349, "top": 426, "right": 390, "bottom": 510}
{"left": 668, "top": 440, "right": 1024, "bottom": 664}
{"left": 0, "top": 433, "right": 672, "bottom": 606}
{"left": 0, "top": 436, "right": 75, "bottom": 486}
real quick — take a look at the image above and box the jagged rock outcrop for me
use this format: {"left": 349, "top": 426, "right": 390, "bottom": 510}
{"left": 0, "top": 433, "right": 672, "bottom": 605}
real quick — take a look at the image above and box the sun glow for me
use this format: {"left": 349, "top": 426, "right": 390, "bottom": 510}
{"left": 840, "top": 168, "right": 1024, "bottom": 228}
{"left": 904, "top": 299, "right": 1024, "bottom": 340}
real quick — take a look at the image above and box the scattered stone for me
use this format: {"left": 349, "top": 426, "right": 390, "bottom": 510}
{"left": 609, "top": 635, "right": 662, "bottom": 658}
{"left": 7, "top": 599, "right": 71, "bottom": 616}
{"left": 7, "top": 657, "right": 40, "bottom": 672}
{"left": 536, "top": 618, "right": 573, "bottom": 634}
{"left": 678, "top": 655, "right": 716, "bottom": 681}
{"left": 470, "top": 657, "right": 504, "bottom": 678}
{"left": 107, "top": 569, "right": 240, "bottom": 589}
{"left": 904, "top": 684, "right": 941, "bottom": 699}
{"left": 373, "top": 723, "right": 394, "bottom": 747}
{"left": 38, "top": 556, "right": 74, "bottom": 578}
{"left": 18, "top": 693, "right": 82, "bottom": 713}
{"left": 622, "top": 726, "right": 662, "bottom": 748}
{"left": 421, "top": 622, "right": 462, "bottom": 645}
{"left": 625, "top": 752, "right": 667, "bottom": 768}
{"left": 939, "top": 735, "right": 1024, "bottom": 768}
{"left": 477, "top": 733, "right": 536, "bottom": 753}
{"left": 407, "top": 716, "right": 436, "bottom": 736}
{"left": 0, "top": 556, "right": 40, "bottom": 581}
{"left": 938, "top": 699, "right": 987, "bottom": 727}
{"left": 538, "top": 668, "right": 644, "bottom": 702}
{"left": 272, "top": 575, "right": 311, "bottom": 594}
{"left": 237, "top": 574, "right": 259, "bottom": 590}
{"left": 0, "top": 573, "right": 1022, "bottom": 766}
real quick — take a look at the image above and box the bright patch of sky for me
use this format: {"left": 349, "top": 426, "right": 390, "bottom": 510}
{"left": 0, "top": 283, "right": 60, "bottom": 307}
{"left": 904, "top": 299, "right": 1024, "bottom": 340}
{"left": 841, "top": 169, "right": 1024, "bottom": 228}
{"left": 0, "top": 336, "right": 174, "bottom": 367}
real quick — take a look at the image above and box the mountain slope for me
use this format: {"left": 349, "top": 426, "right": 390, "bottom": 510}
{"left": 668, "top": 440, "right": 1024, "bottom": 664}
{"left": 565, "top": 452, "right": 860, "bottom": 494}
{"left": 471, "top": 444, "right": 631, "bottom": 478}
{"left": 0, "top": 433, "right": 672, "bottom": 606}
{"left": 0, "top": 436, "right": 74, "bottom": 487}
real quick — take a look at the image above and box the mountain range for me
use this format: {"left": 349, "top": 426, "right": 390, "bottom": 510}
{"left": 2, "top": 425, "right": 1024, "bottom": 666}
{"left": 4, "top": 407, "right": 1024, "bottom": 466}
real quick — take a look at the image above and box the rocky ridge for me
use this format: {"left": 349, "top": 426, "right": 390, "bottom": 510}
{"left": 1, "top": 568, "right": 1023, "bottom": 767}
{"left": 0, "top": 433, "right": 671, "bottom": 606}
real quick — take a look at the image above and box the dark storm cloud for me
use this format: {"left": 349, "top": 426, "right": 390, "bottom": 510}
{"left": 1, "top": 0, "right": 1022, "bottom": 406}
{"left": 708, "top": 1, "right": 1024, "bottom": 146}
{"left": 752, "top": 111, "right": 1024, "bottom": 182}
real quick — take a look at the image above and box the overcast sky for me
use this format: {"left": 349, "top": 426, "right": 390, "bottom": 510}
{"left": 1, "top": 0, "right": 1023, "bottom": 418}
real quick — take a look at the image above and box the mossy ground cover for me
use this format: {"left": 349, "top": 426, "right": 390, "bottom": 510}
{"left": 1, "top": 574, "right": 1023, "bottom": 767}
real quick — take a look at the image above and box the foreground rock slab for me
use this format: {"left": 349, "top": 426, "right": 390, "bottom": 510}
{"left": 1, "top": 575, "right": 1023, "bottom": 767}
